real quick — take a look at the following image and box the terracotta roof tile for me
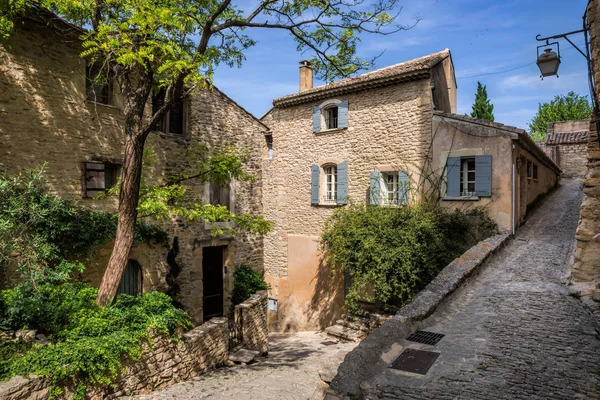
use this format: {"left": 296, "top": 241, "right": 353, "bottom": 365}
{"left": 546, "top": 131, "right": 588, "bottom": 145}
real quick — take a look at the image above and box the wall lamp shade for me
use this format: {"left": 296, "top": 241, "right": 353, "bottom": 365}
{"left": 537, "top": 48, "right": 561, "bottom": 77}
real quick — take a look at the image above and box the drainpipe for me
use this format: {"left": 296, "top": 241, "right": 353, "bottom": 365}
{"left": 512, "top": 143, "right": 516, "bottom": 235}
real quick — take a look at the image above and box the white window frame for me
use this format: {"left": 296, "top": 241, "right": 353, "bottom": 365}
{"left": 380, "top": 172, "right": 399, "bottom": 205}
{"left": 318, "top": 99, "right": 343, "bottom": 132}
{"left": 460, "top": 157, "right": 476, "bottom": 197}
{"left": 322, "top": 165, "right": 337, "bottom": 204}
{"left": 324, "top": 106, "right": 339, "bottom": 130}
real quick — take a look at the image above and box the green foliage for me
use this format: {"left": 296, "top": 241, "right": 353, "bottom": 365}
{"left": 231, "top": 265, "right": 269, "bottom": 307}
{"left": 471, "top": 81, "right": 495, "bottom": 121}
{"left": 320, "top": 204, "right": 497, "bottom": 312}
{"left": 528, "top": 91, "right": 592, "bottom": 142}
{"left": 0, "top": 283, "right": 192, "bottom": 394}
{"left": 0, "top": 166, "right": 168, "bottom": 286}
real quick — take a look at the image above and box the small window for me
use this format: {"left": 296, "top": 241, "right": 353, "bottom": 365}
{"left": 383, "top": 172, "right": 398, "bottom": 205}
{"left": 265, "top": 134, "right": 273, "bottom": 159}
{"left": 86, "top": 64, "right": 110, "bottom": 105}
{"left": 527, "top": 160, "right": 533, "bottom": 179}
{"left": 83, "top": 161, "right": 120, "bottom": 198}
{"left": 152, "top": 90, "right": 186, "bottom": 135}
{"left": 533, "top": 163, "right": 539, "bottom": 180}
{"left": 325, "top": 106, "right": 338, "bottom": 130}
{"left": 460, "top": 158, "right": 476, "bottom": 196}
{"left": 209, "top": 182, "right": 231, "bottom": 211}
{"left": 118, "top": 260, "right": 142, "bottom": 296}
{"left": 323, "top": 165, "right": 337, "bottom": 203}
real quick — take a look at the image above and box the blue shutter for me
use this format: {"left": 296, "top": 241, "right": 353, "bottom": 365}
{"left": 369, "top": 171, "right": 382, "bottom": 205}
{"left": 311, "top": 164, "right": 320, "bottom": 205}
{"left": 338, "top": 100, "right": 349, "bottom": 128}
{"left": 446, "top": 157, "right": 461, "bottom": 197}
{"left": 398, "top": 171, "right": 409, "bottom": 206}
{"left": 475, "top": 155, "right": 492, "bottom": 197}
{"left": 312, "top": 106, "right": 321, "bottom": 133}
{"left": 337, "top": 162, "right": 348, "bottom": 205}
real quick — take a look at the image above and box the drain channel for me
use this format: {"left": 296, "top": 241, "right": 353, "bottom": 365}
{"left": 406, "top": 330, "right": 445, "bottom": 346}
{"left": 389, "top": 348, "right": 440, "bottom": 375}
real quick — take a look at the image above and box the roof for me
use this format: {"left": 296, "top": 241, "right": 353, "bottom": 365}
{"left": 433, "top": 111, "right": 561, "bottom": 174}
{"left": 545, "top": 130, "right": 588, "bottom": 145}
{"left": 273, "top": 49, "right": 452, "bottom": 107}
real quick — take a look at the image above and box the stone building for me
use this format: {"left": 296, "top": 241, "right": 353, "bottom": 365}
{"left": 538, "top": 120, "right": 589, "bottom": 178}
{"left": 0, "top": 10, "right": 269, "bottom": 324}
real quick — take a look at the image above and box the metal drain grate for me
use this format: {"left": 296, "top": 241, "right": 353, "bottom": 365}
{"left": 389, "top": 348, "right": 440, "bottom": 375}
{"left": 406, "top": 330, "right": 445, "bottom": 346}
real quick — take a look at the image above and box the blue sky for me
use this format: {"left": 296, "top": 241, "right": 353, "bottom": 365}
{"left": 212, "top": 0, "right": 591, "bottom": 130}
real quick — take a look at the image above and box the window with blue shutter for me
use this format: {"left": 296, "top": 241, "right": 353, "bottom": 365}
{"left": 398, "top": 171, "right": 409, "bottom": 206}
{"left": 475, "top": 155, "right": 492, "bottom": 197}
{"left": 369, "top": 171, "right": 382, "bottom": 205}
{"left": 446, "top": 157, "right": 461, "bottom": 197}
{"left": 338, "top": 100, "right": 349, "bottom": 128}
{"left": 312, "top": 106, "right": 321, "bottom": 133}
{"left": 337, "top": 162, "right": 348, "bottom": 205}
{"left": 311, "top": 164, "right": 320, "bottom": 205}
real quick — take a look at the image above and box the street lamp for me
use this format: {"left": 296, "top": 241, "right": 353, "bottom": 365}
{"left": 536, "top": 45, "right": 561, "bottom": 78}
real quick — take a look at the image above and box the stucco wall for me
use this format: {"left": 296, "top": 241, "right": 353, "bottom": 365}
{"left": 262, "top": 78, "right": 435, "bottom": 331}
{"left": 0, "top": 19, "right": 266, "bottom": 324}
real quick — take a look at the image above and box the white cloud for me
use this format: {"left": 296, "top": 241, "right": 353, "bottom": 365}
{"left": 501, "top": 71, "right": 588, "bottom": 90}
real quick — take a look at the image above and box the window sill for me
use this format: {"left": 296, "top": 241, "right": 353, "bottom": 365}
{"left": 313, "top": 202, "right": 343, "bottom": 207}
{"left": 85, "top": 100, "right": 120, "bottom": 110}
{"left": 315, "top": 127, "right": 347, "bottom": 135}
{"left": 442, "top": 196, "right": 480, "bottom": 201}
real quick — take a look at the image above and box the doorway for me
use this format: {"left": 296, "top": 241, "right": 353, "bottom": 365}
{"left": 202, "top": 246, "right": 225, "bottom": 321}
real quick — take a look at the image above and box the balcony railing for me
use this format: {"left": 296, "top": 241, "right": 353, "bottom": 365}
{"left": 325, "top": 117, "right": 338, "bottom": 129}
{"left": 322, "top": 194, "right": 337, "bottom": 204}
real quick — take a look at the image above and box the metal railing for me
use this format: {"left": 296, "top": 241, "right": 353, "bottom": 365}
{"left": 326, "top": 116, "right": 338, "bottom": 129}
{"left": 322, "top": 194, "right": 337, "bottom": 204}
{"left": 227, "top": 308, "right": 243, "bottom": 353}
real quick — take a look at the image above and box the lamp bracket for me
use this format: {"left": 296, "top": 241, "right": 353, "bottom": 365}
{"left": 536, "top": 29, "right": 589, "bottom": 61}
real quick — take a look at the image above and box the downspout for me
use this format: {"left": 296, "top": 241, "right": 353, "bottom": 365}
{"left": 512, "top": 143, "right": 516, "bottom": 235}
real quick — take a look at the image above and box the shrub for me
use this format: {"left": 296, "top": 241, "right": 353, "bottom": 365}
{"left": 320, "top": 204, "right": 497, "bottom": 312}
{"left": 231, "top": 265, "right": 269, "bottom": 307}
{"left": 0, "top": 283, "right": 192, "bottom": 396}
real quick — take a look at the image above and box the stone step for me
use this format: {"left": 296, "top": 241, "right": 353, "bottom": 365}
{"left": 325, "top": 324, "right": 365, "bottom": 342}
{"left": 335, "top": 319, "right": 369, "bottom": 332}
{"left": 229, "top": 348, "right": 260, "bottom": 364}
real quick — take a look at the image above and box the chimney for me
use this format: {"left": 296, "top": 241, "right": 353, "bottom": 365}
{"left": 299, "top": 60, "right": 313, "bottom": 92}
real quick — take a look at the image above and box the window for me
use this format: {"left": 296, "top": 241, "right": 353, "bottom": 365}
{"left": 209, "top": 182, "right": 231, "bottom": 211}
{"left": 265, "top": 134, "right": 273, "bottom": 159}
{"left": 384, "top": 172, "right": 398, "bottom": 204}
{"left": 83, "top": 161, "right": 121, "bottom": 198}
{"left": 369, "top": 171, "right": 409, "bottom": 206}
{"left": 86, "top": 64, "right": 111, "bottom": 105}
{"left": 118, "top": 260, "right": 142, "bottom": 296}
{"left": 527, "top": 160, "right": 532, "bottom": 180}
{"left": 323, "top": 165, "right": 337, "bottom": 203}
{"left": 533, "top": 163, "right": 539, "bottom": 180}
{"left": 152, "top": 90, "right": 186, "bottom": 135}
{"left": 460, "top": 157, "right": 476, "bottom": 196}
{"left": 325, "top": 106, "right": 338, "bottom": 129}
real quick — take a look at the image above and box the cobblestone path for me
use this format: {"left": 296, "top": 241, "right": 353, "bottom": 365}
{"left": 125, "top": 332, "right": 357, "bottom": 400}
{"left": 362, "top": 180, "right": 600, "bottom": 399}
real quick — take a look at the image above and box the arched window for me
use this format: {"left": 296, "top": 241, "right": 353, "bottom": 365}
{"left": 324, "top": 105, "right": 338, "bottom": 129}
{"left": 118, "top": 259, "right": 143, "bottom": 296}
{"left": 323, "top": 164, "right": 338, "bottom": 203}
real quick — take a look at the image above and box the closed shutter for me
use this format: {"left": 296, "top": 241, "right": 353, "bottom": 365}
{"left": 475, "top": 155, "right": 492, "bottom": 197}
{"left": 311, "top": 164, "right": 320, "bottom": 205}
{"left": 312, "top": 106, "right": 321, "bottom": 133}
{"left": 369, "top": 171, "right": 382, "bottom": 205}
{"left": 398, "top": 171, "right": 409, "bottom": 206}
{"left": 338, "top": 100, "right": 349, "bottom": 128}
{"left": 85, "top": 161, "right": 105, "bottom": 198}
{"left": 446, "top": 157, "right": 461, "bottom": 197}
{"left": 337, "top": 161, "right": 348, "bottom": 205}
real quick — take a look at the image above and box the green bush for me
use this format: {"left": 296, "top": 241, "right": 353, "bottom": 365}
{"left": 0, "top": 283, "right": 192, "bottom": 396}
{"left": 231, "top": 265, "right": 269, "bottom": 307}
{"left": 321, "top": 204, "right": 497, "bottom": 312}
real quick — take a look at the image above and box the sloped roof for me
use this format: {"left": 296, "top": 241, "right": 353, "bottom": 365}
{"left": 273, "top": 49, "right": 452, "bottom": 107}
{"left": 546, "top": 130, "right": 588, "bottom": 145}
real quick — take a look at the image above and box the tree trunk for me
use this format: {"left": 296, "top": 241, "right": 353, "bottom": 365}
{"left": 97, "top": 123, "right": 146, "bottom": 306}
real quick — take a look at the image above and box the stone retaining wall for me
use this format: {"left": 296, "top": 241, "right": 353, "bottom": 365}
{"left": 0, "top": 292, "right": 269, "bottom": 399}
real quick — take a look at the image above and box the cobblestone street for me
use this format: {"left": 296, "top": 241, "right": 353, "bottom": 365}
{"left": 354, "top": 180, "right": 600, "bottom": 399}
{"left": 125, "top": 332, "right": 357, "bottom": 400}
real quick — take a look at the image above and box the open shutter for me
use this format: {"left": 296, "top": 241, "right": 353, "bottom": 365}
{"left": 311, "top": 164, "right": 320, "bottom": 205}
{"left": 446, "top": 157, "right": 461, "bottom": 197}
{"left": 312, "top": 106, "right": 321, "bottom": 133}
{"left": 369, "top": 171, "right": 382, "bottom": 205}
{"left": 398, "top": 171, "right": 409, "bottom": 206}
{"left": 337, "top": 162, "right": 348, "bottom": 205}
{"left": 338, "top": 100, "right": 349, "bottom": 128}
{"left": 85, "top": 161, "right": 105, "bottom": 198}
{"left": 475, "top": 155, "right": 492, "bottom": 197}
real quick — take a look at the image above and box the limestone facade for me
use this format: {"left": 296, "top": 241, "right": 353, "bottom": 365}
{"left": 538, "top": 120, "right": 589, "bottom": 179}
{"left": 0, "top": 15, "right": 268, "bottom": 324}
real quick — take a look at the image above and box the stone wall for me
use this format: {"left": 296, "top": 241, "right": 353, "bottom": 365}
{"left": 0, "top": 291, "right": 269, "bottom": 400}
{"left": 0, "top": 17, "right": 268, "bottom": 324}
{"left": 556, "top": 143, "right": 588, "bottom": 178}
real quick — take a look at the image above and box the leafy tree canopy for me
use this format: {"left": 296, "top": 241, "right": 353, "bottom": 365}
{"left": 528, "top": 91, "right": 592, "bottom": 142}
{"left": 470, "top": 81, "right": 494, "bottom": 121}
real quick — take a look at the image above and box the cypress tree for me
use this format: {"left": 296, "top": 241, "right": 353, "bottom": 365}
{"left": 471, "top": 81, "right": 495, "bottom": 121}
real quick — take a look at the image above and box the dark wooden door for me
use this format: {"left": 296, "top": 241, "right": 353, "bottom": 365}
{"left": 202, "top": 246, "right": 225, "bottom": 321}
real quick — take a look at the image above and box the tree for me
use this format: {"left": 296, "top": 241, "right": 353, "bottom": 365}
{"left": 528, "top": 91, "right": 592, "bottom": 142}
{"left": 1, "top": 0, "right": 409, "bottom": 306}
{"left": 471, "top": 81, "right": 494, "bottom": 121}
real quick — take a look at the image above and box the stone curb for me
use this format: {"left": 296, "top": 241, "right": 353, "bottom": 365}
{"left": 327, "top": 233, "right": 511, "bottom": 398}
